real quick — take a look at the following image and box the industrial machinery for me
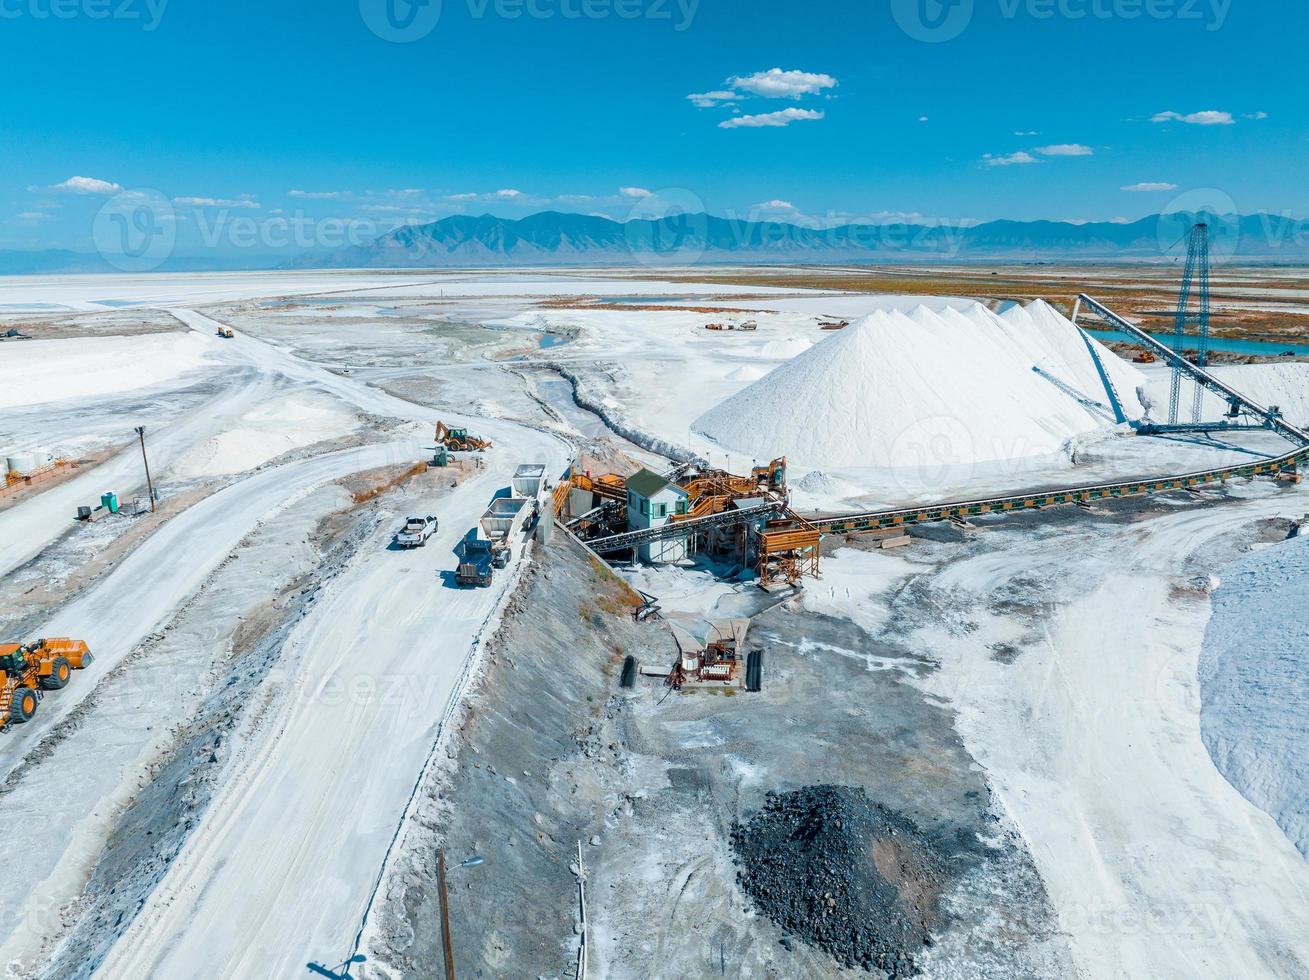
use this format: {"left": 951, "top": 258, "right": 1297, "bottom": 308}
{"left": 1170, "top": 222, "right": 1212, "bottom": 423}
{"left": 0, "top": 638, "right": 94, "bottom": 729}
{"left": 435, "top": 421, "right": 492, "bottom": 452}
{"left": 216, "top": 326, "right": 235, "bottom": 339}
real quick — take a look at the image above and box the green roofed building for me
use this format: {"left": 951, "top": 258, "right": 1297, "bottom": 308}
{"left": 625, "top": 468, "right": 690, "bottom": 562}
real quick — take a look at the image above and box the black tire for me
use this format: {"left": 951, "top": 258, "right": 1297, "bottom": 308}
{"left": 9, "top": 688, "right": 39, "bottom": 724}
{"left": 620, "top": 655, "right": 637, "bottom": 689}
{"left": 39, "top": 657, "right": 71, "bottom": 691}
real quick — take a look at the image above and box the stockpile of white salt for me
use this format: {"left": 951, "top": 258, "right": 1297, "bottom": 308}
{"left": 694, "top": 301, "right": 1148, "bottom": 469}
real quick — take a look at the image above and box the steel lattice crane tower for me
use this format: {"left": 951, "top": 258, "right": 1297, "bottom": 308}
{"left": 1168, "top": 222, "right": 1212, "bottom": 423}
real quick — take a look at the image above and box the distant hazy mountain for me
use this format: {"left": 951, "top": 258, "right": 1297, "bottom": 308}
{"left": 298, "top": 211, "right": 1309, "bottom": 267}
{"left": 2, "top": 211, "right": 1304, "bottom": 277}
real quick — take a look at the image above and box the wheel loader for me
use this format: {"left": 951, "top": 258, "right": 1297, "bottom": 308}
{"left": 435, "top": 421, "right": 491, "bottom": 452}
{"left": 0, "top": 638, "right": 94, "bottom": 730}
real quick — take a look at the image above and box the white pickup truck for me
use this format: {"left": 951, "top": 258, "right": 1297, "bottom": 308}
{"left": 395, "top": 515, "right": 439, "bottom": 549}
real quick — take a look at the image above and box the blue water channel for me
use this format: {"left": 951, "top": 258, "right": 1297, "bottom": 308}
{"left": 1082, "top": 328, "right": 1309, "bottom": 358}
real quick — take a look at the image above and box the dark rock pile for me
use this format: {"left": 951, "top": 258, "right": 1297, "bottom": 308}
{"left": 730, "top": 785, "right": 947, "bottom": 977}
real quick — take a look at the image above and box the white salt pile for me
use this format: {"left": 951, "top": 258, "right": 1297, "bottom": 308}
{"left": 760, "top": 336, "right": 813, "bottom": 359}
{"left": 695, "top": 301, "right": 1147, "bottom": 470}
{"left": 1183, "top": 363, "right": 1309, "bottom": 429}
{"left": 726, "top": 365, "right": 768, "bottom": 382}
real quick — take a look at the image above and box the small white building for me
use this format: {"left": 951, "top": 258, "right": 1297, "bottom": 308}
{"left": 625, "top": 468, "right": 690, "bottom": 563}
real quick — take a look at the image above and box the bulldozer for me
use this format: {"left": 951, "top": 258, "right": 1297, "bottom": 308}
{"left": 0, "top": 638, "right": 94, "bottom": 729}
{"left": 435, "top": 421, "right": 491, "bottom": 452}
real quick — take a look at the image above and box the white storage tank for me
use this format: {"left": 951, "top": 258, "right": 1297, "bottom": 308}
{"left": 6, "top": 453, "right": 38, "bottom": 475}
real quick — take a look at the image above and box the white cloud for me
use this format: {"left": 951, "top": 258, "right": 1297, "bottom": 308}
{"left": 175, "top": 196, "right": 261, "bottom": 209}
{"left": 16, "top": 211, "right": 51, "bottom": 221}
{"left": 1244, "top": 111, "right": 1269, "bottom": 120}
{"left": 728, "top": 68, "right": 837, "bottom": 99}
{"left": 1014, "top": 130, "right": 1039, "bottom": 136}
{"left": 620, "top": 187, "right": 652, "bottom": 199}
{"left": 1121, "top": 182, "right": 1178, "bottom": 192}
{"left": 687, "top": 90, "right": 741, "bottom": 109}
{"left": 1152, "top": 110, "right": 1235, "bottom": 126}
{"left": 918, "top": 116, "right": 929, "bottom": 123}
{"left": 53, "top": 176, "right": 122, "bottom": 195}
{"left": 448, "top": 192, "right": 480, "bottom": 201}
{"left": 754, "top": 199, "right": 797, "bottom": 211}
{"left": 494, "top": 188, "right": 522, "bottom": 199}
{"left": 288, "top": 189, "right": 351, "bottom": 200}
{"left": 720, "top": 108, "right": 824, "bottom": 130}
{"left": 1035, "top": 143, "right": 1093, "bottom": 156}
{"left": 983, "top": 151, "right": 1039, "bottom": 167}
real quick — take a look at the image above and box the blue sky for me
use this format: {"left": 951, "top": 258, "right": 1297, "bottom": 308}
{"left": 1, "top": 0, "right": 1303, "bottom": 253}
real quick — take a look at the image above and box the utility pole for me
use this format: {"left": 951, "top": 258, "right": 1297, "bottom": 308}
{"left": 437, "top": 848, "right": 456, "bottom": 980}
{"left": 135, "top": 426, "right": 156, "bottom": 513}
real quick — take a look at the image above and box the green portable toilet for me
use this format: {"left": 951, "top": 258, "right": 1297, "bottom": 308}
{"left": 101, "top": 491, "right": 119, "bottom": 514}
{"left": 434, "top": 448, "right": 449, "bottom": 468}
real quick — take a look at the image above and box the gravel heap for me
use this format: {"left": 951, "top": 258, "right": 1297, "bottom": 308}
{"left": 730, "top": 785, "right": 947, "bottom": 977}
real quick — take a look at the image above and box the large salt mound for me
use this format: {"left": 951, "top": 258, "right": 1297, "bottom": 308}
{"left": 695, "top": 301, "right": 1147, "bottom": 470}
{"left": 1179, "top": 363, "right": 1309, "bottom": 429}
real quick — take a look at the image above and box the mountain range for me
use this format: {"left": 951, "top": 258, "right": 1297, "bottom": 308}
{"left": 5, "top": 211, "right": 1307, "bottom": 275}
{"left": 305, "top": 211, "right": 1309, "bottom": 267}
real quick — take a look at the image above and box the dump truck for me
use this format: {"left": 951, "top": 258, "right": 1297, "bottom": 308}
{"left": 456, "top": 532, "right": 495, "bottom": 588}
{"left": 216, "top": 326, "right": 235, "bottom": 339}
{"left": 435, "top": 421, "right": 491, "bottom": 452}
{"left": 481, "top": 497, "right": 530, "bottom": 569}
{"left": 395, "top": 515, "right": 438, "bottom": 549}
{"left": 1, "top": 638, "right": 94, "bottom": 729}
{"left": 512, "top": 464, "right": 546, "bottom": 499}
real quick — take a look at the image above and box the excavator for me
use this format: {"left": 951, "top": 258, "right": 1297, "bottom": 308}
{"left": 435, "top": 421, "right": 492, "bottom": 452}
{"left": 0, "top": 638, "right": 94, "bottom": 729}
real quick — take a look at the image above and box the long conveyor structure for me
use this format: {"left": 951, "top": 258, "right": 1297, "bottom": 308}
{"left": 585, "top": 296, "right": 1308, "bottom": 560}
{"left": 810, "top": 296, "right": 1309, "bottom": 537}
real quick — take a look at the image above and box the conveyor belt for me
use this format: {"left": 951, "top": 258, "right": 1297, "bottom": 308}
{"left": 587, "top": 296, "right": 1307, "bottom": 555}
{"left": 588, "top": 501, "right": 785, "bottom": 554}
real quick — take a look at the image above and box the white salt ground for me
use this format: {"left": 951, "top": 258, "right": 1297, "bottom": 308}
{"left": 167, "top": 391, "right": 360, "bottom": 479}
{"left": 1200, "top": 533, "right": 1309, "bottom": 860}
{"left": 0, "top": 332, "right": 216, "bottom": 409}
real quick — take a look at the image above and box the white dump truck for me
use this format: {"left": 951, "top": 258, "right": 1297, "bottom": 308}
{"left": 480, "top": 497, "right": 533, "bottom": 569}
{"left": 395, "top": 515, "right": 438, "bottom": 548}
{"left": 512, "top": 463, "right": 547, "bottom": 499}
